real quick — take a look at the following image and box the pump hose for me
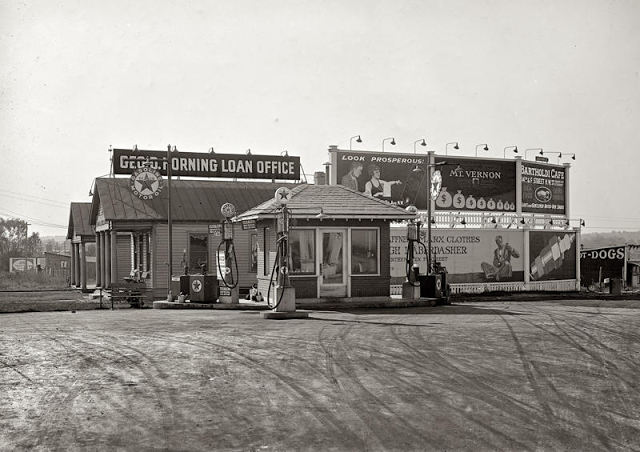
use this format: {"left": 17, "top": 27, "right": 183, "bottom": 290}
{"left": 406, "top": 240, "right": 429, "bottom": 286}
{"left": 266, "top": 236, "right": 287, "bottom": 310}
{"left": 217, "top": 241, "right": 239, "bottom": 289}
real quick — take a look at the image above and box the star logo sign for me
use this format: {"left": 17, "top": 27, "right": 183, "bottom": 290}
{"left": 191, "top": 279, "right": 202, "bottom": 293}
{"left": 130, "top": 167, "right": 164, "bottom": 200}
{"left": 135, "top": 173, "right": 158, "bottom": 194}
{"left": 274, "top": 187, "right": 292, "bottom": 205}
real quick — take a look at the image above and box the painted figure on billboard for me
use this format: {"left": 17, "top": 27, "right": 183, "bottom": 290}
{"left": 340, "top": 161, "right": 364, "bottom": 191}
{"left": 389, "top": 228, "right": 525, "bottom": 284}
{"left": 364, "top": 164, "right": 402, "bottom": 200}
{"left": 481, "top": 235, "right": 521, "bottom": 281}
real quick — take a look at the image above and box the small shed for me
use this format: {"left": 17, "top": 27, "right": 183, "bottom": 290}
{"left": 234, "top": 184, "right": 416, "bottom": 301}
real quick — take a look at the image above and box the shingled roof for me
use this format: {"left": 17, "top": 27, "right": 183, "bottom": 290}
{"left": 234, "top": 184, "right": 417, "bottom": 221}
{"left": 90, "top": 177, "right": 300, "bottom": 224}
{"left": 67, "top": 202, "right": 94, "bottom": 239}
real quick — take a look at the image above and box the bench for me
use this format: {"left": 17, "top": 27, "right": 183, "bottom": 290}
{"left": 110, "top": 278, "right": 149, "bottom": 308}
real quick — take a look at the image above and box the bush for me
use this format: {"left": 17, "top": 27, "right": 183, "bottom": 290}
{"left": 0, "top": 271, "right": 70, "bottom": 290}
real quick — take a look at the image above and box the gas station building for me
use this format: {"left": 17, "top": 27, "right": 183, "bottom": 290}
{"left": 67, "top": 144, "right": 583, "bottom": 303}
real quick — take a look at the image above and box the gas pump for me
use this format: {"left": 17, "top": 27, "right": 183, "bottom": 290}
{"left": 266, "top": 188, "right": 296, "bottom": 312}
{"left": 402, "top": 206, "right": 424, "bottom": 299}
{"left": 218, "top": 202, "right": 239, "bottom": 304}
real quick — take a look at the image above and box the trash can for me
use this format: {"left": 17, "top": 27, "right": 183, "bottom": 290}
{"left": 610, "top": 278, "right": 623, "bottom": 295}
{"left": 189, "top": 275, "right": 218, "bottom": 303}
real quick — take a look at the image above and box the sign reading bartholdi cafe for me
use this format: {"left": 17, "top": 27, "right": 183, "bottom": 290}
{"left": 113, "top": 148, "right": 301, "bottom": 180}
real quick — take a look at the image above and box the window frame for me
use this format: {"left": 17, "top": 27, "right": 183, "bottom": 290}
{"left": 349, "top": 227, "right": 380, "bottom": 276}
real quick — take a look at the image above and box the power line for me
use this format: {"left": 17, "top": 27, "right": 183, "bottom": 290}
{"left": 0, "top": 208, "right": 67, "bottom": 229}
{"left": 0, "top": 190, "right": 70, "bottom": 209}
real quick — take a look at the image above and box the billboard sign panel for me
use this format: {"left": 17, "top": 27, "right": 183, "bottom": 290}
{"left": 334, "top": 150, "right": 429, "bottom": 208}
{"left": 579, "top": 246, "right": 626, "bottom": 286}
{"left": 10, "top": 258, "right": 37, "bottom": 272}
{"left": 113, "top": 149, "right": 300, "bottom": 180}
{"left": 433, "top": 157, "right": 517, "bottom": 212}
{"left": 529, "top": 231, "right": 576, "bottom": 281}
{"left": 521, "top": 162, "right": 566, "bottom": 214}
{"left": 390, "top": 227, "right": 524, "bottom": 283}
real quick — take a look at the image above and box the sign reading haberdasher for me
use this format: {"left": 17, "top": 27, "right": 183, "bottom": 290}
{"left": 521, "top": 162, "right": 566, "bottom": 214}
{"left": 113, "top": 149, "right": 300, "bottom": 180}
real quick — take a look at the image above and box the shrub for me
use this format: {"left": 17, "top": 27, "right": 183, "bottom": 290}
{"left": 0, "top": 271, "right": 69, "bottom": 290}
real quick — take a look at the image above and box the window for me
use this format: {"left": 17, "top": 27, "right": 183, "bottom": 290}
{"left": 289, "top": 229, "right": 315, "bottom": 274}
{"left": 351, "top": 229, "right": 378, "bottom": 274}
{"left": 189, "top": 234, "right": 208, "bottom": 273}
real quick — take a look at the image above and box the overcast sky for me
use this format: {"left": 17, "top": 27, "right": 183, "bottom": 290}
{"left": 1, "top": 0, "right": 639, "bottom": 238}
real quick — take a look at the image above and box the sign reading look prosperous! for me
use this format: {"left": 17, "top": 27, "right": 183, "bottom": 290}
{"left": 113, "top": 149, "right": 301, "bottom": 180}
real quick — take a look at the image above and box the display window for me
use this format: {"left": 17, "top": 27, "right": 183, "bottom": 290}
{"left": 351, "top": 229, "right": 379, "bottom": 275}
{"left": 289, "top": 229, "right": 316, "bottom": 274}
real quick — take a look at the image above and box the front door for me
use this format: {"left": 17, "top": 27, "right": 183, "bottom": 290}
{"left": 319, "top": 229, "right": 347, "bottom": 298}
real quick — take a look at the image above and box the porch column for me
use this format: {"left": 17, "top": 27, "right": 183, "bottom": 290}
{"left": 74, "top": 243, "right": 81, "bottom": 288}
{"left": 110, "top": 230, "right": 118, "bottom": 288}
{"left": 104, "top": 232, "right": 111, "bottom": 289}
{"left": 101, "top": 232, "right": 107, "bottom": 288}
{"left": 70, "top": 243, "right": 76, "bottom": 286}
{"left": 80, "top": 242, "right": 87, "bottom": 291}
{"left": 95, "top": 232, "right": 102, "bottom": 288}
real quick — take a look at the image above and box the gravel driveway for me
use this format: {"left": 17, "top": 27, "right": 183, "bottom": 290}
{"left": 1, "top": 300, "right": 639, "bottom": 451}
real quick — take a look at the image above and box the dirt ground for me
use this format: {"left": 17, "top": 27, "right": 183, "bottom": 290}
{"left": 1, "top": 299, "right": 640, "bottom": 452}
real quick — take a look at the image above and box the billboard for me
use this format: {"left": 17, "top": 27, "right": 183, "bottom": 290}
{"left": 521, "top": 162, "right": 566, "bottom": 214}
{"left": 580, "top": 246, "right": 626, "bottom": 286}
{"left": 390, "top": 228, "right": 524, "bottom": 283}
{"left": 113, "top": 149, "right": 301, "bottom": 180}
{"left": 433, "top": 157, "right": 517, "bottom": 212}
{"left": 529, "top": 231, "right": 576, "bottom": 281}
{"left": 333, "top": 150, "right": 430, "bottom": 208}
{"left": 10, "top": 258, "right": 44, "bottom": 272}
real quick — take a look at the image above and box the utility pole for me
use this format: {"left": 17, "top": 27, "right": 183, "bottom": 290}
{"left": 25, "top": 222, "right": 31, "bottom": 271}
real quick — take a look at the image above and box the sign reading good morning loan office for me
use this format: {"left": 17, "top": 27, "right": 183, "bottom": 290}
{"left": 113, "top": 149, "right": 301, "bottom": 180}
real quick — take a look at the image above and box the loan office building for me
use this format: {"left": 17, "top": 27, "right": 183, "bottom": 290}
{"left": 80, "top": 148, "right": 413, "bottom": 301}
{"left": 328, "top": 145, "right": 582, "bottom": 294}
{"left": 84, "top": 149, "right": 303, "bottom": 300}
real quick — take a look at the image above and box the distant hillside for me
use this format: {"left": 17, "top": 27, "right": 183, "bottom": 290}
{"left": 581, "top": 230, "right": 640, "bottom": 249}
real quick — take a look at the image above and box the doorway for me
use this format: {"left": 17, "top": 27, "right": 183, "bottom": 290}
{"left": 319, "top": 228, "right": 347, "bottom": 297}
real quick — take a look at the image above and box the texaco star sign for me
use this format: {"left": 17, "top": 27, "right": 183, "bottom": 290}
{"left": 130, "top": 166, "right": 164, "bottom": 200}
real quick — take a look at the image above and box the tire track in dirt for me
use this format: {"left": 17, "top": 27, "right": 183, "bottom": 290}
{"left": 45, "top": 332, "right": 176, "bottom": 451}
{"left": 316, "top": 321, "right": 438, "bottom": 451}
{"left": 500, "top": 305, "right": 638, "bottom": 451}
{"left": 386, "top": 318, "right": 539, "bottom": 451}
{"left": 144, "top": 330, "right": 367, "bottom": 451}
{"left": 535, "top": 306, "right": 640, "bottom": 448}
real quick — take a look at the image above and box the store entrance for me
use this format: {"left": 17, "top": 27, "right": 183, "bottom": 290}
{"left": 319, "top": 228, "right": 347, "bottom": 297}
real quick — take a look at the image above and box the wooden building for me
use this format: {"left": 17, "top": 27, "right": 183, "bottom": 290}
{"left": 88, "top": 177, "right": 299, "bottom": 299}
{"left": 67, "top": 202, "right": 96, "bottom": 292}
{"left": 234, "top": 184, "right": 416, "bottom": 301}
